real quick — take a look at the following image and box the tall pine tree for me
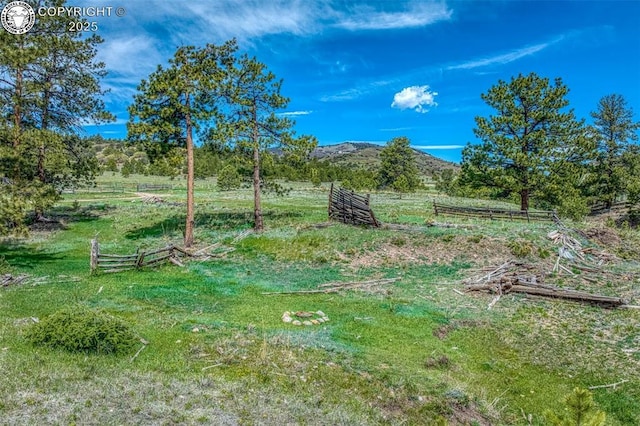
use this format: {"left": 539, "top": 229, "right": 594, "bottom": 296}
{"left": 128, "top": 41, "right": 237, "bottom": 247}
{"left": 589, "top": 94, "right": 640, "bottom": 207}
{"left": 460, "top": 73, "right": 591, "bottom": 211}
{"left": 211, "top": 54, "right": 316, "bottom": 231}
{"left": 0, "top": 0, "right": 112, "bottom": 231}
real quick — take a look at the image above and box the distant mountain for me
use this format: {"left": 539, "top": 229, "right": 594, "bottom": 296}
{"left": 310, "top": 142, "right": 459, "bottom": 176}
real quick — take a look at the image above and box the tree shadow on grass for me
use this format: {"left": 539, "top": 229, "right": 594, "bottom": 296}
{"left": 124, "top": 210, "right": 304, "bottom": 240}
{"left": 0, "top": 241, "right": 65, "bottom": 270}
{"left": 24, "top": 205, "right": 110, "bottom": 233}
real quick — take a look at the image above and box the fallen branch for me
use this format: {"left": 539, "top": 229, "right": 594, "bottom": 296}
{"left": 169, "top": 257, "right": 184, "bottom": 267}
{"left": 317, "top": 277, "right": 400, "bottom": 289}
{"left": 130, "top": 343, "right": 147, "bottom": 363}
{"left": 263, "top": 277, "right": 400, "bottom": 295}
{"left": 262, "top": 289, "right": 336, "bottom": 295}
{"left": 588, "top": 379, "right": 629, "bottom": 390}
{"left": 1, "top": 274, "right": 29, "bottom": 287}
{"left": 466, "top": 280, "right": 626, "bottom": 308}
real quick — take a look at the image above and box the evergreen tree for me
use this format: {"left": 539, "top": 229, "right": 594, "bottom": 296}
{"left": 460, "top": 73, "right": 591, "bottom": 211}
{"left": 128, "top": 41, "right": 237, "bottom": 247}
{"left": 212, "top": 54, "right": 316, "bottom": 231}
{"left": 217, "top": 164, "right": 242, "bottom": 191}
{"left": 0, "top": 0, "right": 112, "bottom": 231}
{"left": 544, "top": 387, "right": 606, "bottom": 426}
{"left": 378, "top": 136, "right": 421, "bottom": 192}
{"left": 589, "top": 94, "right": 640, "bottom": 207}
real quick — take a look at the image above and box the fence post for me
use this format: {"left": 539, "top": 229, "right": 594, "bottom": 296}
{"left": 135, "top": 247, "right": 145, "bottom": 269}
{"left": 328, "top": 182, "right": 333, "bottom": 219}
{"left": 434, "top": 202, "right": 439, "bottom": 216}
{"left": 90, "top": 239, "right": 99, "bottom": 274}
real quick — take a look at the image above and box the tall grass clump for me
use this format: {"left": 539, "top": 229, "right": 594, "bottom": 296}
{"left": 25, "top": 305, "right": 138, "bottom": 355}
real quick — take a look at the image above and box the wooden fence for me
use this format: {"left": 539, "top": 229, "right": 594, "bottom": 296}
{"left": 136, "top": 183, "right": 173, "bottom": 192}
{"left": 67, "top": 183, "right": 126, "bottom": 194}
{"left": 433, "top": 202, "right": 557, "bottom": 223}
{"left": 90, "top": 239, "right": 188, "bottom": 274}
{"left": 589, "top": 201, "right": 635, "bottom": 216}
{"left": 328, "top": 184, "right": 380, "bottom": 227}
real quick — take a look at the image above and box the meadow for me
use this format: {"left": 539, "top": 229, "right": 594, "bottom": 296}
{"left": 1, "top": 174, "right": 638, "bottom": 425}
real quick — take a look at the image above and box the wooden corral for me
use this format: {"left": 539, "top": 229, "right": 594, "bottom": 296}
{"left": 328, "top": 184, "right": 380, "bottom": 227}
{"left": 433, "top": 202, "right": 557, "bottom": 223}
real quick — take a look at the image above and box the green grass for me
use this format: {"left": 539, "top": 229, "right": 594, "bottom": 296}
{"left": 1, "top": 173, "right": 639, "bottom": 425}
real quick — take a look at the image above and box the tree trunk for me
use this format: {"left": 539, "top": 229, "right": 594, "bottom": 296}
{"left": 252, "top": 104, "right": 263, "bottom": 232}
{"left": 520, "top": 188, "right": 529, "bottom": 211}
{"left": 184, "top": 94, "right": 195, "bottom": 248}
{"left": 13, "top": 68, "right": 23, "bottom": 148}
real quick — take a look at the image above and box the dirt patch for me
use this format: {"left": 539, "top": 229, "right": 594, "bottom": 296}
{"left": 584, "top": 227, "right": 622, "bottom": 246}
{"left": 433, "top": 320, "right": 482, "bottom": 340}
{"left": 449, "top": 403, "right": 494, "bottom": 426}
{"left": 343, "top": 235, "right": 511, "bottom": 269}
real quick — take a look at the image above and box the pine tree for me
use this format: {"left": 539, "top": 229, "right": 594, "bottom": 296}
{"left": 128, "top": 41, "right": 237, "bottom": 247}
{"left": 460, "top": 73, "right": 591, "bottom": 211}
{"left": 0, "top": 0, "right": 112, "bottom": 231}
{"left": 217, "top": 164, "right": 242, "bottom": 191}
{"left": 378, "top": 136, "right": 420, "bottom": 192}
{"left": 211, "top": 54, "right": 316, "bottom": 231}
{"left": 544, "top": 387, "right": 606, "bottom": 426}
{"left": 589, "top": 94, "right": 640, "bottom": 207}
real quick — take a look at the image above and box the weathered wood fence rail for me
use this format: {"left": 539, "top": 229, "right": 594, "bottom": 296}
{"left": 136, "top": 183, "right": 173, "bottom": 192}
{"left": 433, "top": 202, "right": 557, "bottom": 223}
{"left": 328, "top": 184, "right": 380, "bottom": 227}
{"left": 90, "top": 239, "right": 188, "bottom": 274}
{"left": 589, "top": 201, "right": 635, "bottom": 216}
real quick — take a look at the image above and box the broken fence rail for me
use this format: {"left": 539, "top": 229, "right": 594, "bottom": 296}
{"left": 90, "top": 239, "right": 188, "bottom": 273}
{"left": 433, "top": 202, "right": 557, "bottom": 223}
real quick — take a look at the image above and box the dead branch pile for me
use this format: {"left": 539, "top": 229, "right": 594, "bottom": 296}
{"left": 1, "top": 274, "right": 29, "bottom": 287}
{"left": 138, "top": 195, "right": 183, "bottom": 206}
{"left": 464, "top": 261, "right": 626, "bottom": 308}
{"left": 263, "top": 277, "right": 400, "bottom": 295}
{"left": 547, "top": 229, "right": 619, "bottom": 276}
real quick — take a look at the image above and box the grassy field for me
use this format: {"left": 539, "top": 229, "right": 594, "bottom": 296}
{"left": 1, "top": 174, "right": 639, "bottom": 425}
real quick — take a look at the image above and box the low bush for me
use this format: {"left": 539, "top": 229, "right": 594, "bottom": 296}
{"left": 25, "top": 305, "right": 138, "bottom": 355}
{"left": 507, "top": 239, "right": 533, "bottom": 258}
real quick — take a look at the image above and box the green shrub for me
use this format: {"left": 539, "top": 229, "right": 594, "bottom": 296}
{"left": 507, "top": 239, "right": 533, "bottom": 258}
{"left": 217, "top": 164, "right": 242, "bottom": 191}
{"left": 544, "top": 387, "right": 606, "bottom": 426}
{"left": 25, "top": 305, "right": 138, "bottom": 355}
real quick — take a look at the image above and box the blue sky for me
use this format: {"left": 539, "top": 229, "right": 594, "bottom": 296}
{"left": 79, "top": 0, "right": 640, "bottom": 163}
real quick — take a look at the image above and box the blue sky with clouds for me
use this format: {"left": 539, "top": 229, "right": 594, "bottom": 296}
{"left": 79, "top": 0, "right": 640, "bottom": 163}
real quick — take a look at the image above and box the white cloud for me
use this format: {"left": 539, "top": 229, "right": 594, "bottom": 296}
{"left": 185, "top": 0, "right": 323, "bottom": 42}
{"left": 391, "top": 86, "right": 438, "bottom": 113}
{"left": 98, "top": 35, "right": 163, "bottom": 80}
{"left": 279, "top": 110, "right": 313, "bottom": 116}
{"left": 446, "top": 36, "right": 565, "bottom": 71}
{"left": 380, "top": 127, "right": 413, "bottom": 132}
{"left": 335, "top": 2, "right": 452, "bottom": 31}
